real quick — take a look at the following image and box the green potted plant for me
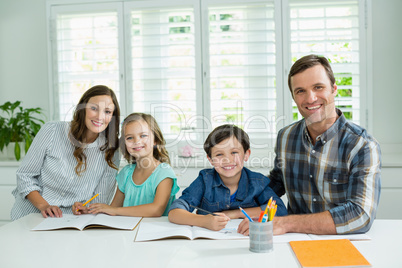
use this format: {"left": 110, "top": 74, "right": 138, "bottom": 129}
{"left": 0, "top": 101, "right": 45, "bottom": 161}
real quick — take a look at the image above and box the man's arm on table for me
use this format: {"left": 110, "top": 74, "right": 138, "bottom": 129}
{"left": 238, "top": 211, "right": 336, "bottom": 236}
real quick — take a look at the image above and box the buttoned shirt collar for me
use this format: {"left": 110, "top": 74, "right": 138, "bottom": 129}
{"left": 303, "top": 108, "right": 346, "bottom": 146}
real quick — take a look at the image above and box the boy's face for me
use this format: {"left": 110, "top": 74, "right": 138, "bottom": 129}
{"left": 207, "top": 136, "right": 250, "bottom": 182}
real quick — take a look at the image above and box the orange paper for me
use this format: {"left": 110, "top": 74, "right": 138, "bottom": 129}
{"left": 289, "top": 239, "right": 371, "bottom": 267}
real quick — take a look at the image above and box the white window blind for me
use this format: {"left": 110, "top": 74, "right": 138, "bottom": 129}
{"left": 205, "top": 1, "right": 277, "bottom": 141}
{"left": 50, "top": 4, "right": 121, "bottom": 121}
{"left": 125, "top": 3, "right": 198, "bottom": 138}
{"left": 48, "top": 0, "right": 367, "bottom": 152}
{"left": 289, "top": 0, "right": 360, "bottom": 124}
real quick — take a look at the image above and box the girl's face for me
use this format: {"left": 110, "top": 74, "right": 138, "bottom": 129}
{"left": 124, "top": 119, "right": 156, "bottom": 161}
{"left": 85, "top": 95, "right": 115, "bottom": 142}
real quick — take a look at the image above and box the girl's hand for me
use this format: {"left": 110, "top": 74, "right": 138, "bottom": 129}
{"left": 39, "top": 204, "right": 62, "bottom": 218}
{"left": 73, "top": 202, "right": 90, "bottom": 215}
{"left": 88, "top": 203, "right": 117, "bottom": 216}
{"left": 204, "top": 213, "right": 230, "bottom": 231}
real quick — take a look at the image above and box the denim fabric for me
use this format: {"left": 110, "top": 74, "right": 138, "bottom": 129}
{"left": 169, "top": 167, "right": 287, "bottom": 216}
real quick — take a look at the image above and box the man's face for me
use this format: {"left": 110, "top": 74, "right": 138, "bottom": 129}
{"left": 290, "top": 65, "right": 338, "bottom": 125}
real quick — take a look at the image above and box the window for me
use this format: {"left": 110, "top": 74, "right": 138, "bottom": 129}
{"left": 289, "top": 1, "right": 361, "bottom": 125}
{"left": 49, "top": 3, "right": 122, "bottom": 121}
{"left": 48, "top": 0, "right": 368, "bottom": 154}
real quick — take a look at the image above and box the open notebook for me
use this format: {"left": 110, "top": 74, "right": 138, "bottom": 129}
{"left": 32, "top": 214, "right": 142, "bottom": 231}
{"left": 274, "top": 232, "right": 371, "bottom": 244}
{"left": 134, "top": 218, "right": 371, "bottom": 242}
{"left": 135, "top": 219, "right": 247, "bottom": 242}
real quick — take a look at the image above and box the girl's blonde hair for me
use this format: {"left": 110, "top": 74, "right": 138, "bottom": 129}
{"left": 120, "top": 113, "right": 170, "bottom": 164}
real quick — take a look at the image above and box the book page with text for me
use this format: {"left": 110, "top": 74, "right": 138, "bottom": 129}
{"left": 32, "top": 214, "right": 95, "bottom": 231}
{"left": 192, "top": 219, "right": 248, "bottom": 240}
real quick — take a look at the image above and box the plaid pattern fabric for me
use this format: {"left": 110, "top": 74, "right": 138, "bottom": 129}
{"left": 268, "top": 109, "right": 381, "bottom": 234}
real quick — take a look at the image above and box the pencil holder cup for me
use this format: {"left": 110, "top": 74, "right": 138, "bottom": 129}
{"left": 249, "top": 221, "right": 273, "bottom": 253}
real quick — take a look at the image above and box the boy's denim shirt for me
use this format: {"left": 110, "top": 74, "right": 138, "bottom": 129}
{"left": 169, "top": 167, "right": 287, "bottom": 216}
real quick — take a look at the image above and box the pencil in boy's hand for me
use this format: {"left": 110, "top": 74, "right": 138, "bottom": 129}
{"left": 76, "top": 193, "right": 99, "bottom": 212}
{"left": 189, "top": 205, "right": 218, "bottom": 216}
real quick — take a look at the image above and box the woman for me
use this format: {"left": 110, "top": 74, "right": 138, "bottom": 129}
{"left": 11, "top": 85, "right": 121, "bottom": 220}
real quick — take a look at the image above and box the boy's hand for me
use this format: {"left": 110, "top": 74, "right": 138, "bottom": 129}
{"left": 88, "top": 203, "right": 116, "bottom": 216}
{"left": 237, "top": 218, "right": 250, "bottom": 235}
{"left": 203, "top": 213, "right": 230, "bottom": 231}
{"left": 221, "top": 209, "right": 240, "bottom": 219}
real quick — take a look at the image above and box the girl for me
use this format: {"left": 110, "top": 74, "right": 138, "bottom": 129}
{"left": 11, "top": 85, "right": 121, "bottom": 220}
{"left": 89, "top": 113, "right": 179, "bottom": 217}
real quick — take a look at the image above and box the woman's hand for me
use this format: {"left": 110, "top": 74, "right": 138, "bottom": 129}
{"left": 39, "top": 204, "right": 62, "bottom": 218}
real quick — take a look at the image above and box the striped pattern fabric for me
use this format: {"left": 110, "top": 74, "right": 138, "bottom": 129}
{"left": 268, "top": 109, "right": 381, "bottom": 234}
{"left": 11, "top": 121, "right": 119, "bottom": 220}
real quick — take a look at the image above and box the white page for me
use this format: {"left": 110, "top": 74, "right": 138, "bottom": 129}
{"left": 32, "top": 214, "right": 94, "bottom": 231}
{"left": 135, "top": 221, "right": 193, "bottom": 241}
{"left": 87, "top": 214, "right": 142, "bottom": 230}
{"left": 273, "top": 233, "right": 311, "bottom": 243}
{"left": 192, "top": 219, "right": 248, "bottom": 240}
{"left": 308, "top": 233, "right": 371, "bottom": 241}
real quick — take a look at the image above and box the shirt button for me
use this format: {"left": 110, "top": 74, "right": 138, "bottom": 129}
{"left": 323, "top": 140, "right": 326, "bottom": 144}
{"left": 312, "top": 150, "right": 316, "bottom": 154}
{"left": 310, "top": 175, "right": 313, "bottom": 178}
{"left": 313, "top": 198, "right": 317, "bottom": 202}
{"left": 226, "top": 205, "right": 230, "bottom": 208}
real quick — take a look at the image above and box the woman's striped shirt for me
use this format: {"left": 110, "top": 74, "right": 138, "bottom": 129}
{"left": 11, "top": 121, "right": 119, "bottom": 220}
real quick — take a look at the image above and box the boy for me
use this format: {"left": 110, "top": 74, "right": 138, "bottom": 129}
{"left": 168, "top": 124, "right": 287, "bottom": 231}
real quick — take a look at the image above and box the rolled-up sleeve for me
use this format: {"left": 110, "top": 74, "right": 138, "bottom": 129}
{"left": 15, "top": 122, "right": 55, "bottom": 198}
{"left": 329, "top": 139, "right": 381, "bottom": 234}
{"left": 168, "top": 173, "right": 206, "bottom": 213}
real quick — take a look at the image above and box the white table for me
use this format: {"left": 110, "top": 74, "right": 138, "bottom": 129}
{"left": 0, "top": 214, "right": 400, "bottom": 268}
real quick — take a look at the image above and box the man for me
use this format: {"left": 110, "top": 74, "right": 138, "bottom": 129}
{"left": 238, "top": 54, "right": 381, "bottom": 235}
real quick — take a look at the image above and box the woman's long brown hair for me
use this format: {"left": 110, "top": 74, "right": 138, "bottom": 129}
{"left": 69, "top": 85, "right": 120, "bottom": 175}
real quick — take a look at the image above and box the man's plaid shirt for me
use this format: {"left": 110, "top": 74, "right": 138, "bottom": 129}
{"left": 268, "top": 109, "right": 381, "bottom": 234}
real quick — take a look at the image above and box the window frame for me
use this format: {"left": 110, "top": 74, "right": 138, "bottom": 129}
{"left": 46, "top": 0, "right": 372, "bottom": 156}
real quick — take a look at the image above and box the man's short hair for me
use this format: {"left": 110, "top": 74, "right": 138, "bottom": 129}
{"left": 203, "top": 124, "right": 250, "bottom": 158}
{"left": 288, "top": 54, "right": 336, "bottom": 96}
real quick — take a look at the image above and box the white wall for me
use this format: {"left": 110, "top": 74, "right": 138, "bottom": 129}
{"left": 0, "top": 0, "right": 49, "bottom": 118}
{"left": 1, "top": 0, "right": 401, "bottom": 155}
{"left": 371, "top": 0, "right": 402, "bottom": 151}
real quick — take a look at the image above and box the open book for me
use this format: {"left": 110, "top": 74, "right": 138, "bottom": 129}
{"left": 135, "top": 218, "right": 247, "bottom": 242}
{"left": 32, "top": 213, "right": 142, "bottom": 231}
{"left": 274, "top": 232, "right": 371, "bottom": 244}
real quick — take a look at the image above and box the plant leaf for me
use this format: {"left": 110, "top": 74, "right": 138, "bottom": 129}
{"left": 15, "top": 142, "right": 21, "bottom": 161}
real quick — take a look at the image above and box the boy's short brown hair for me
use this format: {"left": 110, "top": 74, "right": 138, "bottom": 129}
{"left": 203, "top": 124, "right": 250, "bottom": 158}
